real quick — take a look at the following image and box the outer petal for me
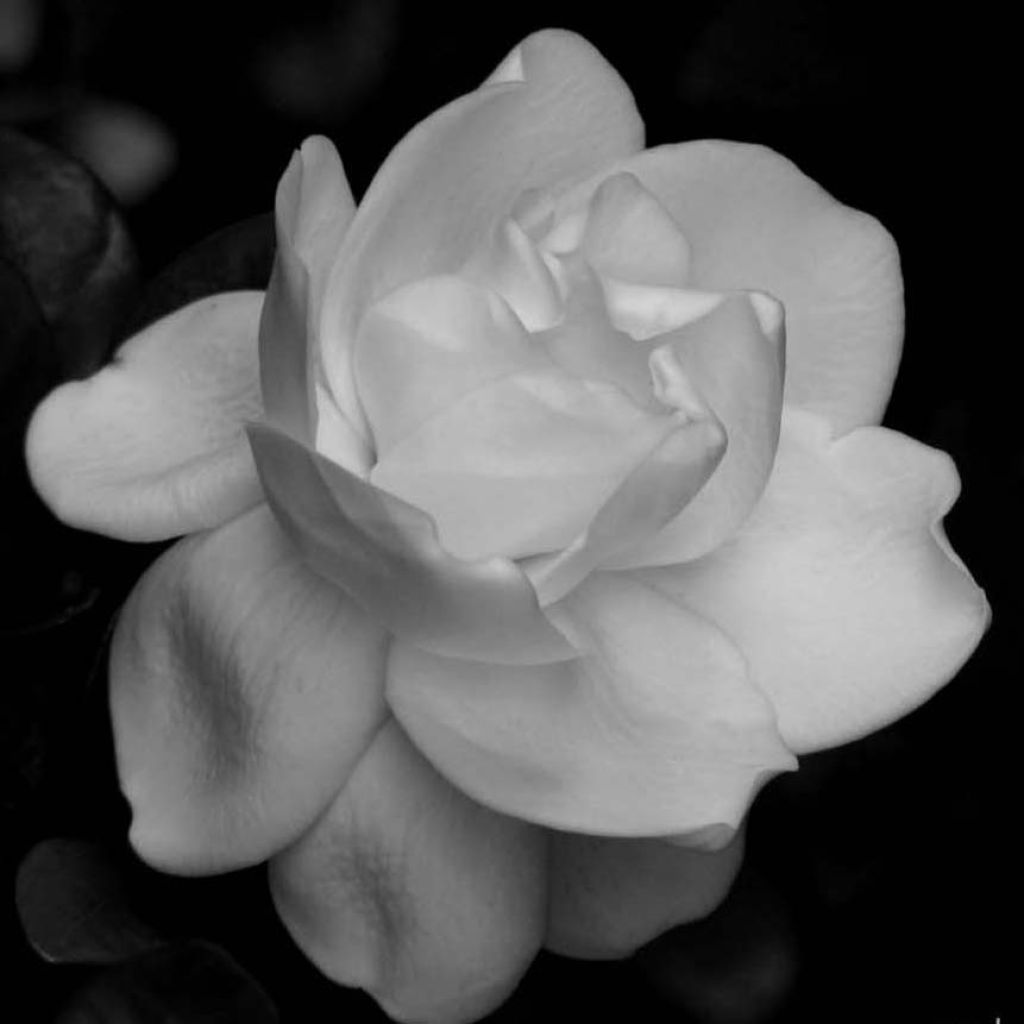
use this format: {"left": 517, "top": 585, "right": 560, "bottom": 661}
{"left": 546, "top": 829, "right": 745, "bottom": 959}
{"left": 270, "top": 720, "right": 546, "bottom": 1024}
{"left": 642, "top": 408, "right": 990, "bottom": 752}
{"left": 26, "top": 291, "right": 266, "bottom": 540}
{"left": 560, "top": 141, "right": 902, "bottom": 433}
{"left": 318, "top": 29, "right": 644, "bottom": 433}
{"left": 387, "top": 573, "right": 795, "bottom": 838}
{"left": 260, "top": 137, "right": 367, "bottom": 469}
{"left": 248, "top": 422, "right": 574, "bottom": 665}
{"left": 110, "top": 505, "right": 388, "bottom": 874}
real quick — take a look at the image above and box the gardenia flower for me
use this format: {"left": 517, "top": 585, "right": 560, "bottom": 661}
{"left": 26, "top": 30, "right": 989, "bottom": 1024}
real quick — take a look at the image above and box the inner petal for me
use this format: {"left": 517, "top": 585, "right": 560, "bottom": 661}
{"left": 537, "top": 267, "right": 661, "bottom": 410}
{"left": 369, "top": 369, "right": 678, "bottom": 561}
{"left": 353, "top": 275, "right": 547, "bottom": 455}
{"left": 577, "top": 172, "right": 691, "bottom": 286}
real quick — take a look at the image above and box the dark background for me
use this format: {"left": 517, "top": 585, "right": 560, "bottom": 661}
{"left": 1, "top": 2, "right": 1013, "bottom": 1022}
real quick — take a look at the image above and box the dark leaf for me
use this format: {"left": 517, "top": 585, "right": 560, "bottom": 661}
{"left": 54, "top": 940, "right": 279, "bottom": 1024}
{"left": 16, "top": 838, "right": 165, "bottom": 966}
{"left": 0, "top": 127, "right": 139, "bottom": 378}
{"left": 0, "top": 257, "right": 101, "bottom": 629}
{"left": 126, "top": 212, "right": 274, "bottom": 335}
{"left": 0, "top": 254, "right": 58, "bottom": 440}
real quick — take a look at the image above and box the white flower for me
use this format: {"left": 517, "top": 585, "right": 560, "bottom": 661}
{"left": 25, "top": 30, "right": 989, "bottom": 1024}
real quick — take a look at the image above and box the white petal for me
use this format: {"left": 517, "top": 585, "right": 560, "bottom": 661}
{"left": 563, "top": 141, "right": 903, "bottom": 433}
{"left": 388, "top": 573, "right": 795, "bottom": 837}
{"left": 370, "top": 370, "right": 680, "bottom": 561}
{"left": 248, "top": 422, "right": 574, "bottom": 665}
{"left": 609, "top": 292, "right": 786, "bottom": 567}
{"left": 27, "top": 291, "right": 265, "bottom": 540}
{"left": 317, "top": 29, "right": 643, "bottom": 435}
{"left": 110, "top": 506, "right": 388, "bottom": 873}
{"left": 641, "top": 408, "right": 990, "bottom": 752}
{"left": 270, "top": 720, "right": 546, "bottom": 1024}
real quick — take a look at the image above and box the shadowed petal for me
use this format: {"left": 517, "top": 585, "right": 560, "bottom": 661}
{"left": 388, "top": 574, "right": 795, "bottom": 837}
{"left": 110, "top": 505, "right": 388, "bottom": 874}
{"left": 641, "top": 408, "right": 991, "bottom": 752}
{"left": 270, "top": 720, "right": 546, "bottom": 1024}
{"left": 317, "top": 29, "right": 644, "bottom": 433}
{"left": 248, "top": 422, "right": 574, "bottom": 665}
{"left": 27, "top": 291, "right": 265, "bottom": 540}
{"left": 546, "top": 829, "right": 745, "bottom": 959}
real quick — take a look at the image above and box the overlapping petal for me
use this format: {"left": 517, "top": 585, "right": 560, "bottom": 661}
{"left": 109, "top": 505, "right": 389, "bottom": 874}
{"left": 369, "top": 369, "right": 683, "bottom": 562}
{"left": 260, "top": 136, "right": 368, "bottom": 470}
{"left": 577, "top": 172, "right": 691, "bottom": 286}
{"left": 26, "top": 291, "right": 265, "bottom": 540}
{"left": 388, "top": 573, "right": 795, "bottom": 838}
{"left": 556, "top": 141, "right": 902, "bottom": 433}
{"left": 354, "top": 275, "right": 547, "bottom": 455}
{"left": 317, "top": 29, "right": 644, "bottom": 434}
{"left": 270, "top": 720, "right": 546, "bottom": 1024}
{"left": 546, "top": 829, "right": 745, "bottom": 959}
{"left": 247, "top": 422, "right": 574, "bottom": 665}
{"left": 608, "top": 292, "right": 786, "bottom": 567}
{"left": 526, "top": 415, "right": 726, "bottom": 605}
{"left": 641, "top": 408, "right": 990, "bottom": 752}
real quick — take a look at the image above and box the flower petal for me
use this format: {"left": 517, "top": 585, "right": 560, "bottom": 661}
{"left": 26, "top": 291, "right": 265, "bottom": 540}
{"left": 247, "top": 422, "right": 574, "bottom": 665}
{"left": 269, "top": 720, "right": 546, "bottom": 1024}
{"left": 387, "top": 573, "right": 795, "bottom": 837}
{"left": 260, "top": 137, "right": 367, "bottom": 469}
{"left": 578, "top": 172, "right": 691, "bottom": 286}
{"left": 109, "top": 505, "right": 388, "bottom": 874}
{"left": 641, "top": 408, "right": 991, "bottom": 752}
{"left": 370, "top": 370, "right": 681, "bottom": 561}
{"left": 526, "top": 416, "right": 727, "bottom": 605}
{"left": 608, "top": 292, "right": 785, "bottom": 568}
{"left": 558, "top": 141, "right": 902, "bottom": 432}
{"left": 354, "top": 275, "right": 547, "bottom": 455}
{"left": 317, "top": 29, "right": 643, "bottom": 433}
{"left": 546, "top": 829, "right": 745, "bottom": 959}
{"left": 276, "top": 136, "right": 356, "bottom": 313}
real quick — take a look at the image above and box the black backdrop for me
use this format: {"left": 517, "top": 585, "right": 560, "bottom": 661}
{"left": 1, "top": 2, "right": 1013, "bottom": 1022}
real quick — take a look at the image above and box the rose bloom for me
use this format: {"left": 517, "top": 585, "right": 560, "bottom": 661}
{"left": 26, "top": 30, "right": 988, "bottom": 1024}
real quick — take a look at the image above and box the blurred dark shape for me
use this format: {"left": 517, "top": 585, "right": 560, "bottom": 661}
{"left": 638, "top": 866, "right": 799, "bottom": 1024}
{"left": 1, "top": 0, "right": 176, "bottom": 205}
{"left": 676, "top": 0, "right": 910, "bottom": 113}
{"left": 0, "top": 127, "right": 140, "bottom": 633}
{"left": 253, "top": 0, "right": 399, "bottom": 125}
{"left": 16, "top": 838, "right": 167, "bottom": 966}
{"left": 0, "top": 127, "right": 138, "bottom": 377}
{"left": 0, "top": 0, "right": 39, "bottom": 75}
{"left": 53, "top": 940, "right": 279, "bottom": 1023}
{"left": 55, "top": 97, "right": 177, "bottom": 206}
{"left": 126, "top": 212, "right": 275, "bottom": 335}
